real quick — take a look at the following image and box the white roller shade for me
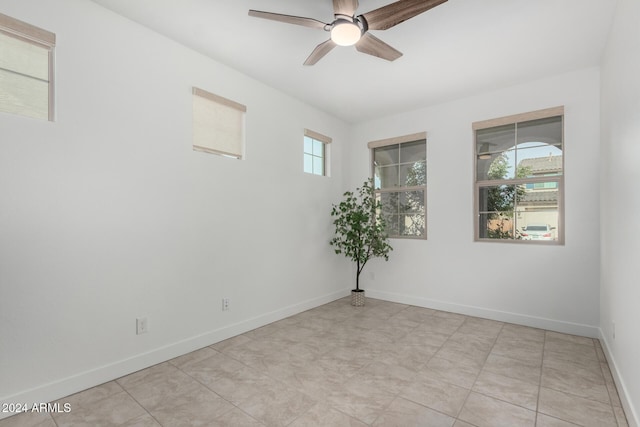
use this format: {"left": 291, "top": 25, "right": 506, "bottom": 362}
{"left": 0, "top": 13, "right": 55, "bottom": 121}
{"left": 192, "top": 87, "right": 246, "bottom": 159}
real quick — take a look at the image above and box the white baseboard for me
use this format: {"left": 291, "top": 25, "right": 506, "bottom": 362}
{"left": 599, "top": 332, "right": 639, "bottom": 427}
{"left": 0, "top": 289, "right": 349, "bottom": 421}
{"left": 366, "top": 289, "right": 601, "bottom": 338}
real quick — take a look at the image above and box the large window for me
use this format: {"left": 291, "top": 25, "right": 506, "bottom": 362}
{"left": 192, "top": 87, "right": 246, "bottom": 159}
{"left": 0, "top": 13, "right": 55, "bottom": 121}
{"left": 474, "top": 107, "right": 564, "bottom": 243}
{"left": 369, "top": 132, "right": 427, "bottom": 239}
{"left": 304, "top": 129, "right": 331, "bottom": 176}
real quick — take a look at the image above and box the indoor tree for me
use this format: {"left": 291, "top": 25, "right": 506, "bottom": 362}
{"left": 330, "top": 179, "right": 393, "bottom": 294}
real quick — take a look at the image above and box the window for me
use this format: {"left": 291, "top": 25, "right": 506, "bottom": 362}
{"left": 474, "top": 106, "right": 564, "bottom": 243}
{"left": 0, "top": 13, "right": 55, "bottom": 121}
{"left": 192, "top": 87, "right": 246, "bottom": 159}
{"left": 304, "top": 129, "right": 331, "bottom": 176}
{"left": 369, "top": 132, "right": 427, "bottom": 239}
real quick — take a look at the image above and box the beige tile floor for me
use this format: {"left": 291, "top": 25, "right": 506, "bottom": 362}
{"left": 0, "top": 297, "right": 630, "bottom": 427}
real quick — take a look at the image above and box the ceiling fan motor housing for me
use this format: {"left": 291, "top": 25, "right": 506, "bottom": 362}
{"left": 330, "top": 16, "right": 366, "bottom": 46}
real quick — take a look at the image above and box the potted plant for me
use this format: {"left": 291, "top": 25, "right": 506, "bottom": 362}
{"left": 330, "top": 178, "right": 393, "bottom": 306}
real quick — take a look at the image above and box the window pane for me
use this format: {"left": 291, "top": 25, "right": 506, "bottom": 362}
{"left": 400, "top": 140, "right": 426, "bottom": 163}
{"left": 376, "top": 192, "right": 399, "bottom": 236}
{"left": 478, "top": 184, "right": 517, "bottom": 217}
{"left": 516, "top": 145, "right": 562, "bottom": 178}
{"left": 304, "top": 153, "right": 313, "bottom": 174}
{"left": 312, "top": 156, "right": 323, "bottom": 175}
{"left": 400, "top": 214, "right": 425, "bottom": 237}
{"left": 378, "top": 192, "right": 398, "bottom": 214}
{"left": 304, "top": 136, "right": 313, "bottom": 154}
{"left": 377, "top": 190, "right": 425, "bottom": 237}
{"left": 399, "top": 191, "right": 424, "bottom": 214}
{"left": 477, "top": 150, "right": 516, "bottom": 181}
{"left": 476, "top": 124, "right": 516, "bottom": 157}
{"left": 374, "top": 145, "right": 399, "bottom": 166}
{"left": 384, "top": 214, "right": 400, "bottom": 237}
{"left": 517, "top": 116, "right": 562, "bottom": 147}
{"left": 375, "top": 165, "right": 399, "bottom": 189}
{"left": 478, "top": 212, "right": 514, "bottom": 239}
{"left": 312, "top": 139, "right": 323, "bottom": 156}
{"left": 400, "top": 161, "right": 426, "bottom": 186}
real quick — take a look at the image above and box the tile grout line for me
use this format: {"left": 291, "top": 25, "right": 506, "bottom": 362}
{"left": 119, "top": 385, "right": 166, "bottom": 427}
{"left": 534, "top": 328, "right": 548, "bottom": 426}
{"left": 454, "top": 321, "right": 506, "bottom": 425}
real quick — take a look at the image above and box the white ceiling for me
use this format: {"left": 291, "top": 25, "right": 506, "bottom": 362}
{"left": 90, "top": 0, "right": 617, "bottom": 123}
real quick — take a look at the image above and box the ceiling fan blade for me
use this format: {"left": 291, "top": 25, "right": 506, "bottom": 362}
{"left": 248, "top": 10, "right": 328, "bottom": 30}
{"left": 359, "top": 0, "right": 447, "bottom": 31}
{"left": 303, "top": 39, "right": 337, "bottom": 66}
{"left": 333, "top": 0, "right": 359, "bottom": 16}
{"left": 355, "top": 33, "right": 402, "bottom": 61}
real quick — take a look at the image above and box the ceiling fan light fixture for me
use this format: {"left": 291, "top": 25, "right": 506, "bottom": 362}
{"left": 330, "top": 20, "right": 362, "bottom": 46}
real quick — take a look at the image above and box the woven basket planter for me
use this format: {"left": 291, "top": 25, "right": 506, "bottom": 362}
{"left": 351, "top": 290, "right": 365, "bottom": 307}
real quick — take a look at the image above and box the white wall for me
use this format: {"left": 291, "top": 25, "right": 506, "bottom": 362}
{"left": 0, "top": 0, "right": 351, "bottom": 410}
{"left": 600, "top": 0, "right": 640, "bottom": 423}
{"left": 348, "top": 68, "right": 602, "bottom": 336}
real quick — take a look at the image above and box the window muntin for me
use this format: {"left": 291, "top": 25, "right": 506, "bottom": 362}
{"left": 369, "top": 134, "right": 427, "bottom": 239}
{"left": 0, "top": 13, "right": 55, "bottom": 121}
{"left": 192, "top": 87, "right": 246, "bottom": 159}
{"left": 474, "top": 108, "right": 564, "bottom": 243}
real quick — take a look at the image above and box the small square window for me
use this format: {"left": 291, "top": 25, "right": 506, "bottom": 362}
{"left": 303, "top": 129, "right": 331, "bottom": 176}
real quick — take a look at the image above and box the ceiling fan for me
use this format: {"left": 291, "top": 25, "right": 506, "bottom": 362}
{"left": 248, "top": 0, "right": 447, "bottom": 65}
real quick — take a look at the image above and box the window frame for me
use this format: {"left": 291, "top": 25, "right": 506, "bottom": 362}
{"left": 0, "top": 13, "right": 56, "bottom": 121}
{"left": 303, "top": 128, "right": 331, "bottom": 176}
{"left": 192, "top": 87, "right": 246, "bottom": 159}
{"left": 473, "top": 106, "right": 565, "bottom": 244}
{"left": 369, "top": 132, "right": 427, "bottom": 240}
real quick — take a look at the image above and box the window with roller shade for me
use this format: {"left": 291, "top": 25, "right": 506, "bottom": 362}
{"left": 0, "top": 13, "right": 55, "bottom": 121}
{"left": 192, "top": 87, "right": 246, "bottom": 159}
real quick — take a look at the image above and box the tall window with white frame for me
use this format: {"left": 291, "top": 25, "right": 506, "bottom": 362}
{"left": 303, "top": 129, "right": 331, "bottom": 176}
{"left": 369, "top": 132, "right": 427, "bottom": 239}
{"left": 0, "top": 13, "right": 56, "bottom": 121}
{"left": 474, "top": 106, "right": 564, "bottom": 243}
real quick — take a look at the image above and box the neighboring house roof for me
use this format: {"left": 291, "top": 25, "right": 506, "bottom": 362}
{"left": 520, "top": 190, "right": 558, "bottom": 204}
{"left": 519, "top": 155, "right": 562, "bottom": 174}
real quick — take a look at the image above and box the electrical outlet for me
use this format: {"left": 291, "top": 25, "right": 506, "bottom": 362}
{"left": 136, "top": 317, "right": 148, "bottom": 335}
{"left": 222, "top": 298, "right": 230, "bottom": 311}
